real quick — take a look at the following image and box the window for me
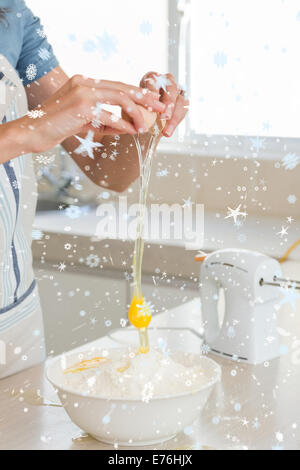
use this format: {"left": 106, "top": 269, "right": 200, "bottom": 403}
{"left": 173, "top": 0, "right": 300, "bottom": 158}
{"left": 26, "top": 0, "right": 168, "bottom": 85}
{"left": 27, "top": 0, "right": 300, "bottom": 159}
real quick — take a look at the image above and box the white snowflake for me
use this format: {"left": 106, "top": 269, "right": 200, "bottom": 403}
{"left": 91, "top": 119, "right": 101, "bottom": 129}
{"left": 249, "top": 136, "right": 266, "bottom": 152}
{"left": 142, "top": 382, "right": 154, "bottom": 403}
{"left": 214, "top": 51, "right": 227, "bottom": 68}
{"left": 136, "top": 300, "right": 154, "bottom": 318}
{"left": 140, "top": 20, "right": 152, "bottom": 35}
{"left": 109, "top": 149, "right": 119, "bottom": 161}
{"left": 27, "top": 109, "right": 46, "bottom": 119}
{"left": 287, "top": 195, "right": 297, "bottom": 205}
{"left": 86, "top": 254, "right": 100, "bottom": 268}
{"left": 38, "top": 48, "right": 51, "bottom": 61}
{"left": 252, "top": 419, "right": 260, "bottom": 430}
{"left": 227, "top": 326, "right": 236, "bottom": 338}
{"left": 35, "top": 154, "right": 55, "bottom": 165}
{"left": 201, "top": 344, "right": 211, "bottom": 355}
{"left": 157, "top": 338, "right": 169, "bottom": 356}
{"left": 152, "top": 74, "right": 172, "bottom": 92}
{"left": 282, "top": 153, "right": 300, "bottom": 170}
{"left": 280, "top": 287, "right": 300, "bottom": 312}
{"left": 32, "top": 229, "right": 44, "bottom": 240}
{"left": 36, "top": 28, "right": 46, "bottom": 38}
{"left": 97, "top": 31, "right": 118, "bottom": 60}
{"left": 65, "top": 205, "right": 81, "bottom": 219}
{"left": 110, "top": 114, "right": 120, "bottom": 123}
{"left": 156, "top": 168, "right": 169, "bottom": 177}
{"left": 26, "top": 64, "right": 37, "bottom": 81}
{"left": 92, "top": 102, "right": 105, "bottom": 118}
{"left": 237, "top": 233, "right": 247, "bottom": 244}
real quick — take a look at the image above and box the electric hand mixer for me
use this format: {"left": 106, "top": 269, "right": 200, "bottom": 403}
{"left": 198, "top": 248, "right": 299, "bottom": 364}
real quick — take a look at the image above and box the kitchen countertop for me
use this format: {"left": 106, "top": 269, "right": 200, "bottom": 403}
{"left": 1, "top": 261, "right": 300, "bottom": 450}
{"left": 32, "top": 209, "right": 300, "bottom": 286}
{"left": 34, "top": 209, "right": 300, "bottom": 262}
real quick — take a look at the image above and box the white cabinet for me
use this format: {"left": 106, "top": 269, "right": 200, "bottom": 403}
{"left": 35, "top": 267, "right": 127, "bottom": 355}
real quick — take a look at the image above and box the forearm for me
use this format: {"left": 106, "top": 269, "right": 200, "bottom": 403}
{"left": 0, "top": 117, "right": 33, "bottom": 164}
{"left": 63, "top": 132, "right": 157, "bottom": 193}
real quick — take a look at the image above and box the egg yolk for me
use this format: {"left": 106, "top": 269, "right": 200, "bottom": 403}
{"left": 128, "top": 296, "right": 152, "bottom": 329}
{"left": 64, "top": 357, "right": 109, "bottom": 374}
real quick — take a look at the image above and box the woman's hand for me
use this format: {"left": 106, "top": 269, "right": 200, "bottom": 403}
{"left": 24, "top": 74, "right": 166, "bottom": 154}
{"left": 140, "top": 72, "right": 189, "bottom": 138}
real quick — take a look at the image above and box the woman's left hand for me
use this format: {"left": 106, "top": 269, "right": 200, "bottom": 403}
{"left": 140, "top": 72, "right": 189, "bottom": 138}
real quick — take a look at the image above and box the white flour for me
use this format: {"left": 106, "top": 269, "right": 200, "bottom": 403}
{"left": 63, "top": 349, "right": 209, "bottom": 400}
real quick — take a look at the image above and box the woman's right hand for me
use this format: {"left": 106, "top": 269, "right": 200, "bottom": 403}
{"left": 23, "top": 74, "right": 166, "bottom": 153}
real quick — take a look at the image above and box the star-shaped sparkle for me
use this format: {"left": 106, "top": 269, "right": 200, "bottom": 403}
{"left": 93, "top": 102, "right": 105, "bottom": 118}
{"left": 74, "top": 131, "right": 103, "bottom": 159}
{"left": 277, "top": 226, "right": 289, "bottom": 238}
{"left": 225, "top": 204, "right": 248, "bottom": 224}
{"left": 182, "top": 197, "right": 194, "bottom": 208}
{"left": 58, "top": 262, "right": 66, "bottom": 272}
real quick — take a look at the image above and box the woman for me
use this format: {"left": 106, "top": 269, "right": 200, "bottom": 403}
{"left": 0, "top": 0, "right": 189, "bottom": 378}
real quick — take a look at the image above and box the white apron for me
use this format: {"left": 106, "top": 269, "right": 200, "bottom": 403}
{"left": 0, "top": 54, "right": 45, "bottom": 379}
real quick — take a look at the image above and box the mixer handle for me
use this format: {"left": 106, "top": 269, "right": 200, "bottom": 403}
{"left": 200, "top": 277, "right": 221, "bottom": 344}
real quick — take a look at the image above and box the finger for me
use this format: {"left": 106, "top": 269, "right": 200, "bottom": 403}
{"left": 140, "top": 72, "right": 158, "bottom": 93}
{"left": 96, "top": 109, "right": 137, "bottom": 135}
{"left": 96, "top": 79, "right": 160, "bottom": 101}
{"left": 86, "top": 88, "right": 146, "bottom": 132}
{"left": 71, "top": 75, "right": 164, "bottom": 114}
{"left": 132, "top": 89, "right": 166, "bottom": 114}
{"left": 85, "top": 123, "right": 129, "bottom": 135}
{"left": 162, "top": 95, "right": 189, "bottom": 138}
{"left": 118, "top": 82, "right": 165, "bottom": 114}
{"left": 160, "top": 75, "right": 180, "bottom": 121}
{"left": 99, "top": 127, "right": 128, "bottom": 135}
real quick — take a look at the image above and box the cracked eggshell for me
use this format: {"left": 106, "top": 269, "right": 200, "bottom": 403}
{"left": 122, "top": 105, "right": 166, "bottom": 135}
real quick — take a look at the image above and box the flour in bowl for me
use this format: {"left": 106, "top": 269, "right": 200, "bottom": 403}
{"left": 63, "top": 349, "right": 209, "bottom": 400}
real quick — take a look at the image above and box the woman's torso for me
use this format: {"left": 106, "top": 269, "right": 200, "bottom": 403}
{"left": 0, "top": 53, "right": 37, "bottom": 313}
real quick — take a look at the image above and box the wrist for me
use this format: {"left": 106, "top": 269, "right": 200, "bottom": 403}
{"left": 16, "top": 115, "right": 43, "bottom": 154}
{"left": 5, "top": 116, "right": 37, "bottom": 155}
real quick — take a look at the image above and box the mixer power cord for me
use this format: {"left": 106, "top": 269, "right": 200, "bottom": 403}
{"left": 280, "top": 238, "right": 300, "bottom": 264}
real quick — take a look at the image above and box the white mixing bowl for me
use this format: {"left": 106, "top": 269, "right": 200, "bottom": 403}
{"left": 46, "top": 349, "right": 221, "bottom": 446}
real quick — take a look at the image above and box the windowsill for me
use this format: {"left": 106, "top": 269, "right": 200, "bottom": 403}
{"left": 158, "top": 134, "right": 300, "bottom": 160}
